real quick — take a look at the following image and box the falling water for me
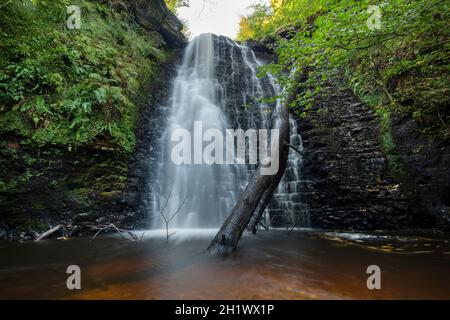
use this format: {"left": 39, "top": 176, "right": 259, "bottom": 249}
{"left": 151, "top": 34, "right": 306, "bottom": 229}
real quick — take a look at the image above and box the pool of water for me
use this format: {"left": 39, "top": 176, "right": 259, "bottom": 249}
{"left": 0, "top": 229, "right": 449, "bottom": 299}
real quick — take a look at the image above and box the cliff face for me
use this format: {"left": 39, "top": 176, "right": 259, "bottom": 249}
{"left": 295, "top": 78, "right": 450, "bottom": 231}
{"left": 94, "top": 0, "right": 187, "bottom": 48}
{"left": 127, "top": 0, "right": 187, "bottom": 48}
{"left": 0, "top": 0, "right": 184, "bottom": 240}
{"left": 121, "top": 57, "right": 179, "bottom": 228}
{"left": 0, "top": 57, "right": 179, "bottom": 241}
{"left": 392, "top": 115, "right": 450, "bottom": 230}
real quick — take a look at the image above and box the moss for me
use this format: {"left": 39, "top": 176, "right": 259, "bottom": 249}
{"left": 0, "top": 169, "right": 41, "bottom": 193}
{"left": 72, "top": 188, "right": 92, "bottom": 208}
{"left": 0, "top": 0, "right": 176, "bottom": 232}
{"left": 369, "top": 101, "right": 417, "bottom": 205}
{"left": 30, "top": 201, "right": 47, "bottom": 211}
{"left": 24, "top": 154, "right": 38, "bottom": 166}
{"left": 0, "top": 179, "right": 19, "bottom": 193}
{"left": 49, "top": 179, "right": 59, "bottom": 189}
{"left": 99, "top": 190, "right": 121, "bottom": 198}
{"left": 0, "top": 0, "right": 168, "bottom": 154}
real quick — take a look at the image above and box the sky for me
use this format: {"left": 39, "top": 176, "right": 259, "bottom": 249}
{"left": 177, "top": 0, "right": 269, "bottom": 40}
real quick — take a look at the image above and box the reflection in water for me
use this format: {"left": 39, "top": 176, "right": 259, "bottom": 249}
{"left": 0, "top": 230, "right": 449, "bottom": 299}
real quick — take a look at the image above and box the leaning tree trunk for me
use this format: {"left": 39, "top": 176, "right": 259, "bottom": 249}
{"left": 207, "top": 73, "right": 302, "bottom": 254}
{"left": 248, "top": 179, "right": 280, "bottom": 233}
{"left": 248, "top": 141, "right": 308, "bottom": 234}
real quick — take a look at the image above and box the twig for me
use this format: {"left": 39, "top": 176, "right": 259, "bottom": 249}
{"left": 258, "top": 220, "right": 269, "bottom": 231}
{"left": 161, "top": 197, "right": 187, "bottom": 242}
{"left": 88, "top": 223, "right": 142, "bottom": 242}
{"left": 198, "top": 0, "right": 207, "bottom": 18}
{"left": 160, "top": 183, "right": 174, "bottom": 218}
{"left": 168, "top": 197, "right": 187, "bottom": 223}
{"left": 285, "top": 143, "right": 309, "bottom": 159}
{"left": 158, "top": 180, "right": 188, "bottom": 242}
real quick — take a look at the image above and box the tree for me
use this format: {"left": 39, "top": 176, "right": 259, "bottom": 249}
{"left": 165, "top": 0, "right": 189, "bottom": 13}
{"left": 207, "top": 72, "right": 304, "bottom": 254}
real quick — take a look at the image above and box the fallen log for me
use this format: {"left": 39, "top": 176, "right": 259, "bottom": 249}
{"left": 35, "top": 224, "right": 62, "bottom": 241}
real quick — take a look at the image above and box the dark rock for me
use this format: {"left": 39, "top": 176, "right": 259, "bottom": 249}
{"left": 295, "top": 78, "right": 415, "bottom": 230}
{"left": 0, "top": 40, "right": 181, "bottom": 240}
{"left": 392, "top": 114, "right": 450, "bottom": 229}
{"left": 285, "top": 75, "right": 450, "bottom": 231}
{"left": 126, "top": 0, "right": 187, "bottom": 48}
{"left": 244, "top": 40, "right": 274, "bottom": 62}
{"left": 275, "top": 26, "right": 300, "bottom": 40}
{"left": 121, "top": 50, "right": 180, "bottom": 229}
{"left": 73, "top": 212, "right": 96, "bottom": 223}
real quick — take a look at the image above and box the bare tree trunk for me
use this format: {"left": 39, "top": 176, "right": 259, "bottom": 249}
{"left": 248, "top": 179, "right": 280, "bottom": 234}
{"left": 248, "top": 143, "right": 308, "bottom": 234}
{"left": 206, "top": 73, "right": 302, "bottom": 254}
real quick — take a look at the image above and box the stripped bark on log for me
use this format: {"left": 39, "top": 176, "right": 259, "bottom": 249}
{"left": 35, "top": 225, "right": 62, "bottom": 241}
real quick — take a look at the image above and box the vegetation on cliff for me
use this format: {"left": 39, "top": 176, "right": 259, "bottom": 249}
{"left": 0, "top": 0, "right": 167, "bottom": 153}
{"left": 0, "top": 0, "right": 185, "bottom": 233}
{"left": 166, "top": 0, "right": 189, "bottom": 12}
{"left": 238, "top": 0, "right": 449, "bottom": 139}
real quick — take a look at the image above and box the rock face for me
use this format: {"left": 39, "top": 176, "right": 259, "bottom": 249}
{"left": 125, "top": 0, "right": 187, "bottom": 48}
{"left": 296, "top": 82, "right": 413, "bottom": 230}
{"left": 294, "top": 79, "right": 450, "bottom": 230}
{"left": 0, "top": 0, "right": 184, "bottom": 239}
{"left": 122, "top": 54, "right": 179, "bottom": 227}
{"left": 392, "top": 115, "right": 450, "bottom": 230}
{"left": 0, "top": 54, "right": 180, "bottom": 240}
{"left": 244, "top": 40, "right": 274, "bottom": 62}
{"left": 0, "top": 141, "right": 130, "bottom": 240}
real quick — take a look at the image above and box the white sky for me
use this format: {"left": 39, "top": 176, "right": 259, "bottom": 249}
{"left": 177, "top": 0, "right": 269, "bottom": 39}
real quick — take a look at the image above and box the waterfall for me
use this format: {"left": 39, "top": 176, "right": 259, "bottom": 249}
{"left": 151, "top": 33, "right": 307, "bottom": 229}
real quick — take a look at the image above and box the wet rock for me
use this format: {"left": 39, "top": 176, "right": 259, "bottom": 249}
{"left": 296, "top": 77, "right": 415, "bottom": 230}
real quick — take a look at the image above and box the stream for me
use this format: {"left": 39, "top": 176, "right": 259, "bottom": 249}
{"left": 1, "top": 229, "right": 449, "bottom": 299}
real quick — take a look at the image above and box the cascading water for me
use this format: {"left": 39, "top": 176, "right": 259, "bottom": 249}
{"left": 151, "top": 33, "right": 307, "bottom": 229}
{"left": 266, "top": 117, "right": 310, "bottom": 228}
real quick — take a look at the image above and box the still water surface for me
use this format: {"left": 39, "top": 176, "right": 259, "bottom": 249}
{"left": 0, "top": 229, "right": 449, "bottom": 299}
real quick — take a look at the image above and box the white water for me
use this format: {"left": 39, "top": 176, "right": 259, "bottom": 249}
{"left": 152, "top": 34, "right": 306, "bottom": 229}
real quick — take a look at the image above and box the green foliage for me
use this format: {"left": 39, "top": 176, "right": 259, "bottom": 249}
{"left": 0, "top": 0, "right": 166, "bottom": 152}
{"left": 165, "top": 0, "right": 189, "bottom": 13}
{"left": 374, "top": 103, "right": 417, "bottom": 196}
{"left": 237, "top": 0, "right": 323, "bottom": 41}
{"left": 240, "top": 0, "right": 450, "bottom": 138}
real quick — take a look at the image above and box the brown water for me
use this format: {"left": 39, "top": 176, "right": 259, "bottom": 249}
{"left": 0, "top": 229, "right": 449, "bottom": 299}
